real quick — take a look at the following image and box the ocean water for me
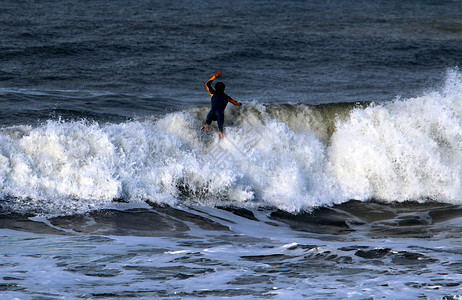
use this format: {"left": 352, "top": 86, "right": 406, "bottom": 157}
{"left": 1, "top": 0, "right": 462, "bottom": 299}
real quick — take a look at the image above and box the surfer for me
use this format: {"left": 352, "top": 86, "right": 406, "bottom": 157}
{"left": 203, "top": 72, "right": 242, "bottom": 139}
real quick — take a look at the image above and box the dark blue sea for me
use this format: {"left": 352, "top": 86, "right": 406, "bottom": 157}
{"left": 1, "top": 0, "right": 462, "bottom": 298}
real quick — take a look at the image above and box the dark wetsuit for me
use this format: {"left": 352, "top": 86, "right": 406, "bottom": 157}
{"left": 205, "top": 79, "right": 240, "bottom": 132}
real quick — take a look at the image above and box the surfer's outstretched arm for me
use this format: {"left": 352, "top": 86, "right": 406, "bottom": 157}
{"left": 205, "top": 72, "right": 222, "bottom": 96}
{"left": 228, "top": 98, "right": 242, "bottom": 106}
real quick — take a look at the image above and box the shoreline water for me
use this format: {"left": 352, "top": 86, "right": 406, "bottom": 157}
{"left": 2, "top": 200, "right": 462, "bottom": 299}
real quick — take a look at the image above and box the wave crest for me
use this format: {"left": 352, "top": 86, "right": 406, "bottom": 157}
{"left": 1, "top": 70, "right": 461, "bottom": 214}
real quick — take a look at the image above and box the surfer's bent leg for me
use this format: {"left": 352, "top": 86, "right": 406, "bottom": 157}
{"left": 217, "top": 110, "right": 225, "bottom": 133}
{"left": 205, "top": 110, "right": 214, "bottom": 126}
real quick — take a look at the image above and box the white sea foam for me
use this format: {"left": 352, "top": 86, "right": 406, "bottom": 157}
{"left": 0, "top": 70, "right": 461, "bottom": 214}
{"left": 329, "top": 69, "right": 462, "bottom": 203}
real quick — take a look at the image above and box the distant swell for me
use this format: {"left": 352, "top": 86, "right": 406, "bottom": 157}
{"left": 0, "top": 70, "right": 461, "bottom": 215}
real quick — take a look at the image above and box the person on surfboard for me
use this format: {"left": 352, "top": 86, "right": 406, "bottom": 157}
{"left": 203, "top": 72, "right": 242, "bottom": 139}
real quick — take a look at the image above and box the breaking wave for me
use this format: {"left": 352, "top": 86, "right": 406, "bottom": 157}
{"left": 0, "top": 70, "right": 461, "bottom": 214}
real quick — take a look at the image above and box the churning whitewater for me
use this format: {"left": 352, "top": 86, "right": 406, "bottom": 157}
{"left": 0, "top": 70, "right": 461, "bottom": 214}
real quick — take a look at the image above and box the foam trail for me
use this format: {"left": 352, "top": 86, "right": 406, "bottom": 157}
{"left": 0, "top": 69, "right": 461, "bottom": 214}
